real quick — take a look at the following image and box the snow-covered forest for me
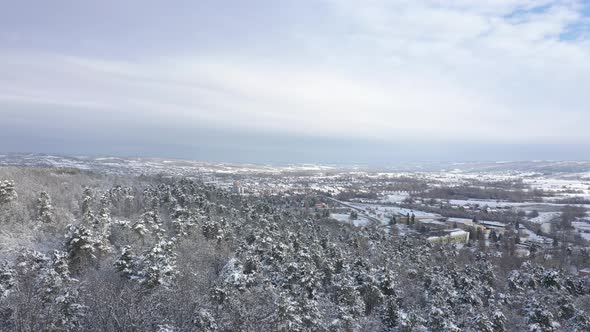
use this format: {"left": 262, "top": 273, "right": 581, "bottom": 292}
{"left": 1, "top": 166, "right": 590, "bottom": 331}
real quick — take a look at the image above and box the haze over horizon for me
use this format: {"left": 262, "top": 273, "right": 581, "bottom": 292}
{"left": 1, "top": 1, "right": 590, "bottom": 164}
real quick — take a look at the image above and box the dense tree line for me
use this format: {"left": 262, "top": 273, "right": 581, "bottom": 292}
{"left": 416, "top": 186, "right": 546, "bottom": 202}
{"left": 335, "top": 191, "right": 379, "bottom": 201}
{"left": 0, "top": 167, "right": 589, "bottom": 331}
{"left": 554, "top": 197, "right": 590, "bottom": 205}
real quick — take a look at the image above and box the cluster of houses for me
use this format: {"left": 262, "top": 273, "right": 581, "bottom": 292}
{"left": 409, "top": 215, "right": 558, "bottom": 256}
{"left": 398, "top": 215, "right": 487, "bottom": 234}
{"left": 395, "top": 214, "right": 530, "bottom": 246}
{"left": 316, "top": 197, "right": 556, "bottom": 252}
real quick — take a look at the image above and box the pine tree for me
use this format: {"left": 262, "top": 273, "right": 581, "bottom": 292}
{"left": 37, "top": 191, "right": 54, "bottom": 223}
{"left": 491, "top": 310, "right": 507, "bottom": 332}
{"left": 114, "top": 245, "right": 137, "bottom": 278}
{"left": 133, "top": 210, "right": 164, "bottom": 240}
{"left": 389, "top": 216, "right": 397, "bottom": 225}
{"left": 274, "top": 292, "right": 304, "bottom": 332}
{"left": 0, "top": 261, "right": 16, "bottom": 299}
{"left": 171, "top": 206, "right": 196, "bottom": 237}
{"left": 490, "top": 230, "right": 498, "bottom": 242}
{"left": 81, "top": 187, "right": 95, "bottom": 224}
{"left": 65, "top": 224, "right": 98, "bottom": 271}
{"left": 526, "top": 298, "right": 560, "bottom": 332}
{"left": 157, "top": 324, "right": 176, "bottom": 332}
{"left": 17, "top": 250, "right": 86, "bottom": 331}
{"left": 381, "top": 296, "right": 400, "bottom": 328}
{"left": 202, "top": 218, "right": 224, "bottom": 242}
{"left": 141, "top": 239, "right": 178, "bottom": 288}
{"left": 194, "top": 309, "right": 218, "bottom": 331}
{"left": 0, "top": 180, "right": 17, "bottom": 205}
{"left": 94, "top": 193, "right": 113, "bottom": 251}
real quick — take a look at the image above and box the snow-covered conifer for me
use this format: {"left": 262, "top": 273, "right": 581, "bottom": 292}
{"left": 37, "top": 191, "right": 54, "bottom": 223}
{"left": 114, "top": 245, "right": 137, "bottom": 278}
{"left": 0, "top": 261, "right": 16, "bottom": 299}
{"left": 65, "top": 224, "right": 98, "bottom": 270}
{"left": 194, "top": 309, "right": 218, "bottom": 331}
{"left": 81, "top": 187, "right": 95, "bottom": 224}
{"left": 140, "top": 239, "right": 178, "bottom": 288}
{"left": 0, "top": 180, "right": 17, "bottom": 205}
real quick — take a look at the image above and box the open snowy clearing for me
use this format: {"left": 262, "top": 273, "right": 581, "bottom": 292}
{"left": 330, "top": 213, "right": 371, "bottom": 227}
{"left": 529, "top": 212, "right": 560, "bottom": 224}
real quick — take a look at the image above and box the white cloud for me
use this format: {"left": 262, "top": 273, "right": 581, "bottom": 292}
{"left": 0, "top": 0, "right": 589, "bottom": 146}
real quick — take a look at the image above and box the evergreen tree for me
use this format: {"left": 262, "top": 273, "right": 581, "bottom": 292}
{"left": 0, "top": 180, "right": 17, "bottom": 205}
{"left": 65, "top": 224, "right": 99, "bottom": 271}
{"left": 37, "top": 191, "right": 54, "bottom": 223}
{"left": 81, "top": 187, "right": 95, "bottom": 224}
{"left": 0, "top": 261, "right": 16, "bottom": 299}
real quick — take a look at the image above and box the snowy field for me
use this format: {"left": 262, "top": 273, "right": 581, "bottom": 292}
{"left": 447, "top": 199, "right": 532, "bottom": 208}
{"left": 330, "top": 213, "right": 371, "bottom": 227}
{"left": 526, "top": 177, "right": 590, "bottom": 193}
{"left": 349, "top": 203, "right": 440, "bottom": 218}
{"left": 521, "top": 228, "right": 553, "bottom": 245}
{"left": 379, "top": 193, "right": 411, "bottom": 204}
{"left": 529, "top": 212, "right": 560, "bottom": 224}
{"left": 579, "top": 233, "right": 590, "bottom": 242}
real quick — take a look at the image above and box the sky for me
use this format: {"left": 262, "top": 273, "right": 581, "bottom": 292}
{"left": 1, "top": 0, "right": 590, "bottom": 164}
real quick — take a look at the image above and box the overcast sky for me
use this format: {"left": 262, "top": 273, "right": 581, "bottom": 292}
{"left": 1, "top": 0, "right": 589, "bottom": 164}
